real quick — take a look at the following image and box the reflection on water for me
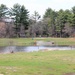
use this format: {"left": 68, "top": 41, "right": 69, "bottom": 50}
{"left": 0, "top": 46, "right": 75, "bottom": 53}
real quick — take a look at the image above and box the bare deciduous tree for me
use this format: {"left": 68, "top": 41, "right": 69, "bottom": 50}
{"left": 0, "top": 22, "right": 6, "bottom": 37}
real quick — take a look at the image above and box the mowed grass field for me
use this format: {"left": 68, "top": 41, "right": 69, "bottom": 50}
{"left": 0, "top": 38, "right": 75, "bottom": 46}
{"left": 0, "top": 50, "right": 75, "bottom": 75}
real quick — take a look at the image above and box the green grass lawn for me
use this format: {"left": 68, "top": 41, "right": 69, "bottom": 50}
{"left": 0, "top": 50, "right": 75, "bottom": 75}
{"left": 0, "top": 38, "right": 75, "bottom": 46}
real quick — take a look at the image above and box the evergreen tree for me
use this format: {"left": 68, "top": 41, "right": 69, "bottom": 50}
{"left": 11, "top": 3, "right": 29, "bottom": 37}
{"left": 0, "top": 4, "right": 8, "bottom": 19}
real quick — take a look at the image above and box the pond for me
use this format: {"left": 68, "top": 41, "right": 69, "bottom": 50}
{"left": 0, "top": 46, "right": 75, "bottom": 53}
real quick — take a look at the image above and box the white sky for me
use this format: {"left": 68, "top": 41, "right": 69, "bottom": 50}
{"left": 0, "top": 0, "right": 75, "bottom": 17}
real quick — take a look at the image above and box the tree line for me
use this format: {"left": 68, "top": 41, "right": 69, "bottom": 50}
{"left": 0, "top": 3, "right": 75, "bottom": 38}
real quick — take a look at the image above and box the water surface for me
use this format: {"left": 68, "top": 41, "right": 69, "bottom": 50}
{"left": 0, "top": 46, "right": 75, "bottom": 53}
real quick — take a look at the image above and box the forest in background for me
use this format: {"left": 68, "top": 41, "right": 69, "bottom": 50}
{"left": 0, "top": 3, "right": 75, "bottom": 38}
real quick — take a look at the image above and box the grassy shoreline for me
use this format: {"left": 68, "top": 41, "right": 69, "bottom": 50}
{"left": 0, "top": 38, "right": 75, "bottom": 46}
{"left": 0, "top": 50, "right": 75, "bottom": 75}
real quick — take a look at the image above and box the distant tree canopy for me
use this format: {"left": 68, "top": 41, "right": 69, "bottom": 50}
{"left": 0, "top": 3, "right": 75, "bottom": 37}
{"left": 43, "top": 7, "right": 75, "bottom": 37}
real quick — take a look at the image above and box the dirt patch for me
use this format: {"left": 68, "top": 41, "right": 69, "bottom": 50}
{"left": 69, "top": 38, "right": 75, "bottom": 41}
{"left": 63, "top": 73, "right": 75, "bottom": 75}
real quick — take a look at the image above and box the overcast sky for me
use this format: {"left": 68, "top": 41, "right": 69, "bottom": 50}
{"left": 0, "top": 0, "right": 75, "bottom": 17}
